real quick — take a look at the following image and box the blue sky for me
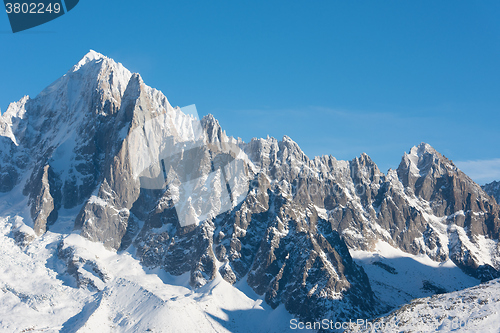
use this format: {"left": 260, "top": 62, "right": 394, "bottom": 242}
{"left": 1, "top": 1, "right": 499, "bottom": 183}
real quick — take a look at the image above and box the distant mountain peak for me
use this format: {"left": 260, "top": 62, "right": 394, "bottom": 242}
{"left": 400, "top": 142, "right": 451, "bottom": 177}
{"left": 71, "top": 49, "right": 108, "bottom": 72}
{"left": 483, "top": 180, "right": 500, "bottom": 204}
{"left": 410, "top": 142, "right": 437, "bottom": 157}
{"left": 202, "top": 113, "right": 217, "bottom": 123}
{"left": 31, "top": 51, "right": 134, "bottom": 121}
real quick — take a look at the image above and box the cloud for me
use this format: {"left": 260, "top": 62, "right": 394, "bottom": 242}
{"left": 455, "top": 159, "right": 500, "bottom": 185}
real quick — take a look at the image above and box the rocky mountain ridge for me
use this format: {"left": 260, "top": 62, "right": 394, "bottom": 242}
{"left": 1, "top": 51, "right": 500, "bottom": 325}
{"left": 483, "top": 180, "right": 500, "bottom": 205}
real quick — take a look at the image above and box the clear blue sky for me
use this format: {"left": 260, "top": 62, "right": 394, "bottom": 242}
{"left": 1, "top": 1, "right": 499, "bottom": 183}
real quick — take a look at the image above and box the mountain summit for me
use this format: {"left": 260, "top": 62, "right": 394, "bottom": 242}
{"left": 1, "top": 51, "right": 500, "bottom": 331}
{"left": 71, "top": 50, "right": 108, "bottom": 72}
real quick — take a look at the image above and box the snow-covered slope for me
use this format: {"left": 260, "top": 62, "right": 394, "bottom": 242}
{"left": 0, "top": 216, "right": 302, "bottom": 333}
{"left": 348, "top": 278, "right": 500, "bottom": 333}
{"left": 350, "top": 241, "right": 480, "bottom": 311}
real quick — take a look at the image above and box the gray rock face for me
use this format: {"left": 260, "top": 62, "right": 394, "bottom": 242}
{"left": 133, "top": 120, "right": 379, "bottom": 321}
{"left": 398, "top": 144, "right": 499, "bottom": 235}
{"left": 2, "top": 51, "right": 500, "bottom": 323}
{"left": 0, "top": 137, "right": 20, "bottom": 193}
{"left": 25, "top": 164, "right": 55, "bottom": 235}
{"left": 483, "top": 180, "right": 500, "bottom": 204}
{"left": 75, "top": 74, "right": 144, "bottom": 249}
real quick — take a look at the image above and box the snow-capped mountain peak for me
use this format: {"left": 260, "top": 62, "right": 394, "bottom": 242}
{"left": 403, "top": 143, "right": 441, "bottom": 173}
{"left": 398, "top": 142, "right": 460, "bottom": 187}
{"left": 35, "top": 50, "right": 132, "bottom": 120}
{"left": 412, "top": 142, "right": 437, "bottom": 156}
{"left": 71, "top": 49, "right": 109, "bottom": 72}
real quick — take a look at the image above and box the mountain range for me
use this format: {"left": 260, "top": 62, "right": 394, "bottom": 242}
{"left": 1, "top": 51, "right": 499, "bottom": 332}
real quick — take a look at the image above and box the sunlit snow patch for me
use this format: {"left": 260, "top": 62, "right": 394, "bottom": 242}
{"left": 350, "top": 241, "right": 480, "bottom": 309}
